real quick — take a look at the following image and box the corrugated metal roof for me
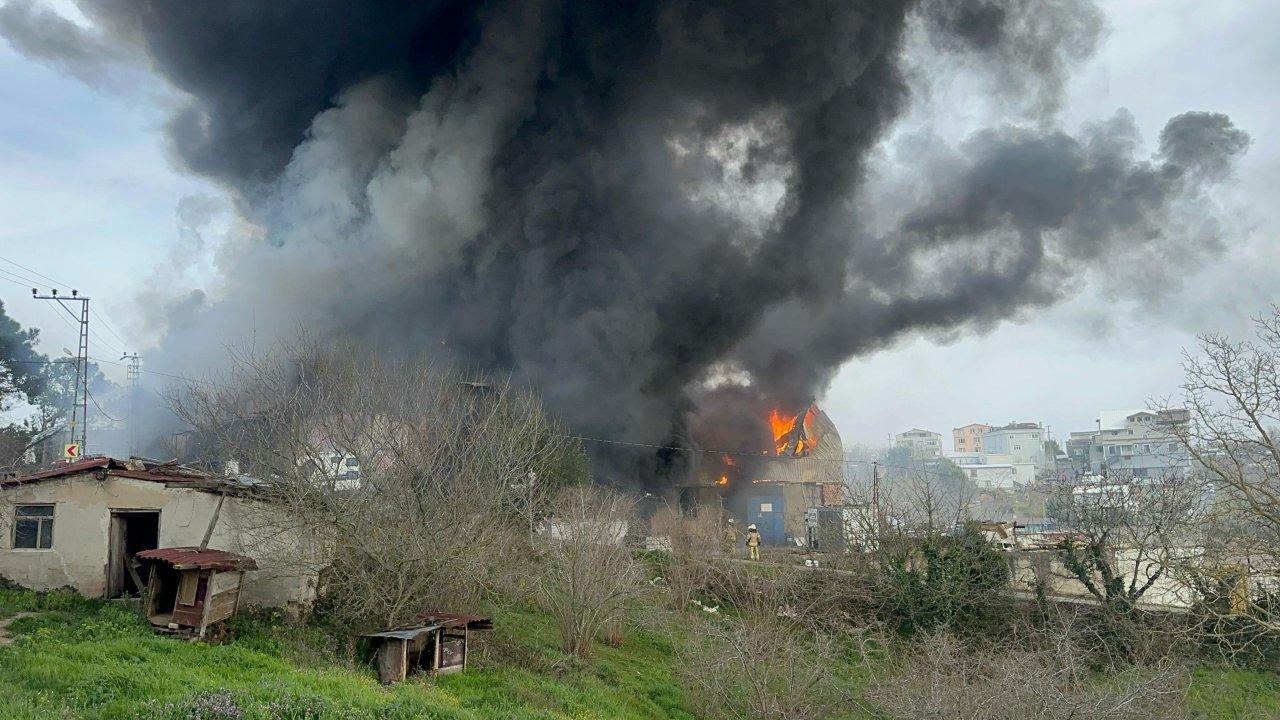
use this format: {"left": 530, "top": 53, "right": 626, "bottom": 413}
{"left": 418, "top": 612, "right": 493, "bottom": 630}
{"left": 4, "top": 456, "right": 219, "bottom": 488}
{"left": 135, "top": 547, "right": 258, "bottom": 572}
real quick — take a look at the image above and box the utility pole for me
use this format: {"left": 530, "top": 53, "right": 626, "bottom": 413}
{"left": 871, "top": 460, "right": 882, "bottom": 538}
{"left": 122, "top": 353, "right": 140, "bottom": 456}
{"left": 32, "top": 288, "right": 89, "bottom": 454}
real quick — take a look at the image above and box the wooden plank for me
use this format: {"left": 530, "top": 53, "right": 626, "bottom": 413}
{"left": 125, "top": 560, "right": 146, "bottom": 595}
{"left": 376, "top": 638, "right": 408, "bottom": 685}
{"left": 208, "top": 570, "right": 240, "bottom": 595}
{"left": 204, "top": 589, "right": 240, "bottom": 625}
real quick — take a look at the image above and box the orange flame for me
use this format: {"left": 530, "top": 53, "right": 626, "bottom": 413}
{"left": 717, "top": 475, "right": 729, "bottom": 486}
{"left": 767, "top": 405, "right": 820, "bottom": 457}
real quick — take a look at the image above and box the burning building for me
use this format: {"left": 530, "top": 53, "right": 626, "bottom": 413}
{"left": 680, "top": 403, "right": 844, "bottom": 545}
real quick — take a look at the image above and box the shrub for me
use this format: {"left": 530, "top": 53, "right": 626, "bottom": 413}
{"left": 874, "top": 528, "right": 1012, "bottom": 639}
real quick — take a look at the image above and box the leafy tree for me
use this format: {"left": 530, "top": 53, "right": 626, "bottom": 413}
{"left": 0, "top": 300, "right": 113, "bottom": 471}
{"left": 0, "top": 300, "right": 46, "bottom": 410}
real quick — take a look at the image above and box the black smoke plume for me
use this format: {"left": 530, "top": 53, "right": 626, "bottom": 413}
{"left": 0, "top": 0, "right": 1249, "bottom": 483}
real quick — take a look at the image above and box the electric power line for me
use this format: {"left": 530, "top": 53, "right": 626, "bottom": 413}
{"left": 0, "top": 253, "right": 64, "bottom": 288}
{"left": 0, "top": 255, "right": 129, "bottom": 355}
{"left": 86, "top": 388, "right": 121, "bottom": 423}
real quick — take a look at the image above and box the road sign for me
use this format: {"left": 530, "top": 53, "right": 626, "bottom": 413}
{"left": 63, "top": 443, "right": 80, "bottom": 459}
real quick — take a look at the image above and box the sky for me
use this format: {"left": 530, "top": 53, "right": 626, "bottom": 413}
{"left": 0, "top": 0, "right": 1277, "bottom": 452}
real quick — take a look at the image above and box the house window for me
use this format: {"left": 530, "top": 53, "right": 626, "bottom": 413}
{"left": 13, "top": 505, "right": 54, "bottom": 549}
{"left": 344, "top": 457, "right": 359, "bottom": 467}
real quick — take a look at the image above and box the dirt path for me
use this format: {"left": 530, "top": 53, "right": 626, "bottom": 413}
{"left": 0, "top": 612, "right": 39, "bottom": 646}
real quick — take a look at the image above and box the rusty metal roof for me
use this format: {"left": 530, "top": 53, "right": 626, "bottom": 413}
{"left": 135, "top": 547, "right": 258, "bottom": 572}
{"left": 3, "top": 456, "right": 218, "bottom": 488}
{"left": 418, "top": 612, "right": 493, "bottom": 630}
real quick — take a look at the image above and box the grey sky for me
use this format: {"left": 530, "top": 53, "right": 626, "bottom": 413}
{"left": 0, "top": 0, "right": 1277, "bottom": 450}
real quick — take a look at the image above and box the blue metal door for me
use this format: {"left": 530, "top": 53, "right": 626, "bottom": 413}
{"left": 747, "top": 493, "right": 785, "bottom": 544}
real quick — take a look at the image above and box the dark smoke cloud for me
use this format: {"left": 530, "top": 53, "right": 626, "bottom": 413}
{"left": 733, "top": 108, "right": 1249, "bottom": 399}
{"left": 0, "top": 0, "right": 134, "bottom": 88}
{"left": 1, "top": 0, "right": 1249, "bottom": 482}
{"left": 1159, "top": 111, "right": 1254, "bottom": 182}
{"left": 919, "top": 0, "right": 1105, "bottom": 117}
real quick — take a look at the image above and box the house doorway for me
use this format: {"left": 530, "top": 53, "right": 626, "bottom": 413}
{"left": 107, "top": 510, "right": 160, "bottom": 599}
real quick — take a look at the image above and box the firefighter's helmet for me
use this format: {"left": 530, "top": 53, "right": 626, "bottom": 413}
{"left": 747, "top": 524, "right": 757, "bottom": 530}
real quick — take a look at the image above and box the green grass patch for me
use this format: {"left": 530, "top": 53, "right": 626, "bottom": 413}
{"left": 1, "top": 585, "right": 1277, "bottom": 719}
{"left": 0, "top": 588, "right": 698, "bottom": 720}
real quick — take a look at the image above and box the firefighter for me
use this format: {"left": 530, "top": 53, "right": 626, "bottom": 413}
{"left": 745, "top": 523, "right": 762, "bottom": 561}
{"left": 722, "top": 518, "right": 739, "bottom": 555}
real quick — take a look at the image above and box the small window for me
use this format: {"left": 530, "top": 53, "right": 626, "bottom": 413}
{"left": 1031, "top": 434, "right": 1038, "bottom": 439}
{"left": 345, "top": 470, "right": 360, "bottom": 480}
{"left": 345, "top": 457, "right": 359, "bottom": 468}
{"left": 13, "top": 505, "right": 54, "bottom": 549}
{"left": 759, "top": 502, "right": 773, "bottom": 513}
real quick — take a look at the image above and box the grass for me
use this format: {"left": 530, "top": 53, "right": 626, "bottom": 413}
{"left": 0, "top": 585, "right": 1276, "bottom": 719}
{"left": 0, "top": 587, "right": 694, "bottom": 720}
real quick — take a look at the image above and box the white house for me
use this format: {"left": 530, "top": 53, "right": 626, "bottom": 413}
{"left": 894, "top": 429, "right": 943, "bottom": 458}
{"left": 982, "top": 423, "right": 1046, "bottom": 472}
{"left": 0, "top": 457, "right": 319, "bottom": 606}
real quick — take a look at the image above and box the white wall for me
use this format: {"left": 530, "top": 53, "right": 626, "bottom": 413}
{"left": 0, "top": 474, "right": 317, "bottom": 606}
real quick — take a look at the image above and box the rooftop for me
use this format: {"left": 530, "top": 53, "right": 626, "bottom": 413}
{"left": 3, "top": 456, "right": 220, "bottom": 488}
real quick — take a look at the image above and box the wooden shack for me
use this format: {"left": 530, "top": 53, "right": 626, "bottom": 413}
{"left": 362, "top": 613, "right": 492, "bottom": 684}
{"left": 135, "top": 547, "right": 258, "bottom": 637}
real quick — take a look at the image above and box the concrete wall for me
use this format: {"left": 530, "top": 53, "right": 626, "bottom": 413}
{"left": 0, "top": 473, "right": 317, "bottom": 607}
{"left": 1007, "top": 549, "right": 1195, "bottom": 609}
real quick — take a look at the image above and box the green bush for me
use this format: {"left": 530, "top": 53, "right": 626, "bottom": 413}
{"left": 876, "top": 528, "right": 1012, "bottom": 639}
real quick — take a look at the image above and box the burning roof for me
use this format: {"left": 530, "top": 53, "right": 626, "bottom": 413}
{"left": 756, "top": 406, "right": 843, "bottom": 486}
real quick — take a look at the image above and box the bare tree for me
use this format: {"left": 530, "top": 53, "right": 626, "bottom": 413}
{"left": 1047, "top": 473, "right": 1206, "bottom": 615}
{"left": 647, "top": 505, "right": 721, "bottom": 611}
{"left": 170, "top": 337, "right": 583, "bottom": 635}
{"left": 676, "top": 602, "right": 852, "bottom": 720}
{"left": 1173, "top": 310, "right": 1280, "bottom": 633}
{"left": 860, "top": 631, "right": 1192, "bottom": 720}
{"left": 533, "top": 486, "right": 644, "bottom": 658}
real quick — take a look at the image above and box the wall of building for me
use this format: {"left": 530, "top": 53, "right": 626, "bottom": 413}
{"left": 952, "top": 424, "right": 991, "bottom": 453}
{"left": 0, "top": 474, "right": 318, "bottom": 606}
{"left": 894, "top": 430, "right": 943, "bottom": 458}
{"left": 982, "top": 427, "right": 1045, "bottom": 470}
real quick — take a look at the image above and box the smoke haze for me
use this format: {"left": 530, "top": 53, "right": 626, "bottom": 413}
{"left": 0, "top": 0, "right": 1250, "bottom": 481}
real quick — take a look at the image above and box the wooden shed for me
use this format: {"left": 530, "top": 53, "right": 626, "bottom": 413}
{"left": 135, "top": 547, "right": 258, "bottom": 637}
{"left": 362, "top": 613, "right": 492, "bottom": 684}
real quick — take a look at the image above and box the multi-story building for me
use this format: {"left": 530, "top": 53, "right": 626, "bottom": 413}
{"left": 894, "top": 429, "right": 943, "bottom": 458}
{"left": 952, "top": 423, "right": 992, "bottom": 453}
{"left": 950, "top": 451, "right": 1036, "bottom": 488}
{"left": 982, "top": 422, "right": 1046, "bottom": 472}
{"left": 1065, "top": 431, "right": 1101, "bottom": 477}
{"left": 1071, "top": 409, "right": 1191, "bottom": 478}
